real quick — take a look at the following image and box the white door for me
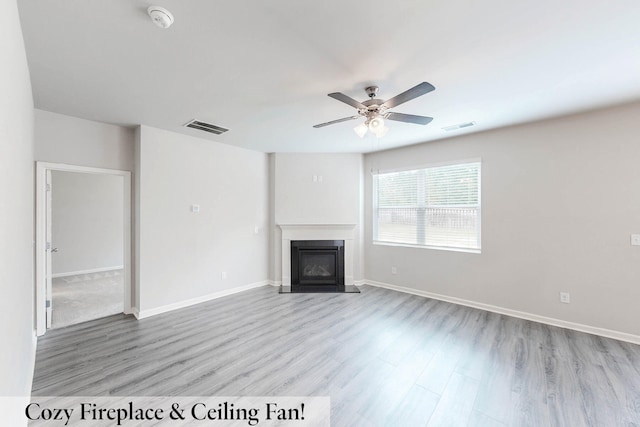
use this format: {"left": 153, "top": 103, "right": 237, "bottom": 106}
{"left": 45, "top": 169, "right": 53, "bottom": 329}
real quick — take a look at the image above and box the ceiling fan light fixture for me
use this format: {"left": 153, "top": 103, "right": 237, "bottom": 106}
{"left": 368, "top": 117, "right": 385, "bottom": 131}
{"left": 354, "top": 123, "right": 368, "bottom": 138}
{"left": 374, "top": 125, "right": 389, "bottom": 138}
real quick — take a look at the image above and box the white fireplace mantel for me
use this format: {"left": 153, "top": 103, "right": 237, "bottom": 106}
{"left": 279, "top": 224, "right": 356, "bottom": 286}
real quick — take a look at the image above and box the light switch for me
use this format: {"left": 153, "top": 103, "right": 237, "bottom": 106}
{"left": 191, "top": 204, "right": 200, "bottom": 213}
{"left": 631, "top": 234, "right": 640, "bottom": 246}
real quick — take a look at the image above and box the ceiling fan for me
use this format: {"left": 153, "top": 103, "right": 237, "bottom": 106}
{"left": 313, "top": 82, "right": 435, "bottom": 138}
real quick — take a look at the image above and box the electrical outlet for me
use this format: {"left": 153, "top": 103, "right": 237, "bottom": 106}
{"left": 631, "top": 234, "right": 640, "bottom": 246}
{"left": 221, "top": 272, "right": 227, "bottom": 280}
{"left": 391, "top": 266, "right": 397, "bottom": 275}
{"left": 191, "top": 204, "right": 200, "bottom": 213}
{"left": 560, "top": 292, "right": 570, "bottom": 304}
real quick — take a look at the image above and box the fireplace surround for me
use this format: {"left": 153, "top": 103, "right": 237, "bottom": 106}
{"left": 278, "top": 224, "right": 360, "bottom": 293}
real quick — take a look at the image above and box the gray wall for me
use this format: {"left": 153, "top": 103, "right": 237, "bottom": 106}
{"left": 136, "top": 125, "right": 270, "bottom": 313}
{"left": 51, "top": 171, "right": 124, "bottom": 275}
{"left": 0, "top": 0, "right": 36, "bottom": 399}
{"left": 35, "top": 109, "right": 134, "bottom": 171}
{"left": 274, "top": 153, "right": 362, "bottom": 224}
{"left": 364, "top": 101, "right": 640, "bottom": 337}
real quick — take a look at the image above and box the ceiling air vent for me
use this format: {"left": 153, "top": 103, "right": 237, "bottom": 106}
{"left": 442, "top": 121, "right": 476, "bottom": 132}
{"left": 184, "top": 120, "right": 229, "bottom": 135}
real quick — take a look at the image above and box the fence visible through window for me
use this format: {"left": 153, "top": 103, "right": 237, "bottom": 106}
{"left": 376, "top": 206, "right": 479, "bottom": 248}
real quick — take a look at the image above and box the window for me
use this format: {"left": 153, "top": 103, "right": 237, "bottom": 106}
{"left": 373, "top": 160, "right": 481, "bottom": 251}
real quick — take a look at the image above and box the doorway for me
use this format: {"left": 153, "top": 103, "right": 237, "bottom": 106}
{"left": 36, "top": 162, "right": 132, "bottom": 335}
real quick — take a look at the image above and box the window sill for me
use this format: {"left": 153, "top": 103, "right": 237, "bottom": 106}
{"left": 372, "top": 241, "right": 481, "bottom": 254}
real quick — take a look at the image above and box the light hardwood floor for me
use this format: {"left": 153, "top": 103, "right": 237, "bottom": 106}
{"left": 32, "top": 285, "right": 640, "bottom": 426}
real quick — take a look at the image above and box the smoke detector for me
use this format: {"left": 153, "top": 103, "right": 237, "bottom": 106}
{"left": 147, "top": 6, "right": 174, "bottom": 29}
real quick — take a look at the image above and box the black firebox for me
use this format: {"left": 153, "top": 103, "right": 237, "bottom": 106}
{"left": 291, "top": 240, "right": 344, "bottom": 292}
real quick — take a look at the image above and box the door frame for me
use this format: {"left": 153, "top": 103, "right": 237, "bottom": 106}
{"left": 35, "top": 162, "right": 132, "bottom": 336}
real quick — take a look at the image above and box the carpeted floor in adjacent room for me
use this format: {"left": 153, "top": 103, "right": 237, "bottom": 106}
{"left": 51, "top": 269, "right": 124, "bottom": 329}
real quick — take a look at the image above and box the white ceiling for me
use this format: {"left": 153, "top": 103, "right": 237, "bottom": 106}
{"left": 18, "top": 0, "right": 640, "bottom": 153}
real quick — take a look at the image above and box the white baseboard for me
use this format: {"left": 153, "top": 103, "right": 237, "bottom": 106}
{"left": 52, "top": 265, "right": 124, "bottom": 278}
{"left": 364, "top": 279, "right": 640, "bottom": 345}
{"left": 136, "top": 280, "right": 270, "bottom": 319}
{"left": 353, "top": 279, "right": 366, "bottom": 286}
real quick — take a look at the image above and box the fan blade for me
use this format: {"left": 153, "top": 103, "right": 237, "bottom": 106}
{"left": 385, "top": 112, "right": 433, "bottom": 125}
{"left": 328, "top": 92, "right": 366, "bottom": 109}
{"left": 313, "top": 115, "right": 360, "bottom": 128}
{"left": 382, "top": 82, "right": 435, "bottom": 109}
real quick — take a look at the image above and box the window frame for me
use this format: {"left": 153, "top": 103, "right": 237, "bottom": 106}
{"left": 372, "top": 158, "right": 482, "bottom": 253}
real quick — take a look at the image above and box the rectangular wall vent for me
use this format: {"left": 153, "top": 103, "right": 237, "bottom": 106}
{"left": 442, "top": 121, "right": 476, "bottom": 132}
{"left": 184, "top": 119, "right": 229, "bottom": 135}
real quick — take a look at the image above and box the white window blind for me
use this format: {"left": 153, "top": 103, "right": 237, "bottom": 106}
{"left": 373, "top": 161, "right": 481, "bottom": 251}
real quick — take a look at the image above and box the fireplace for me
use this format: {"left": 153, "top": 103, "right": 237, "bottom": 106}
{"left": 291, "top": 240, "right": 344, "bottom": 292}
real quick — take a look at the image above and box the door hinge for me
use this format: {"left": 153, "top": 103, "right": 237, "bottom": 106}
{"left": 46, "top": 242, "right": 51, "bottom": 250}
{"left": 46, "top": 183, "right": 51, "bottom": 192}
{"left": 46, "top": 300, "right": 51, "bottom": 308}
